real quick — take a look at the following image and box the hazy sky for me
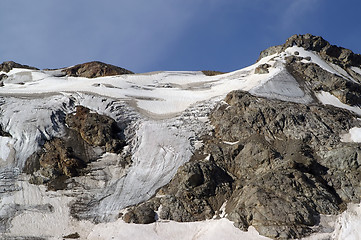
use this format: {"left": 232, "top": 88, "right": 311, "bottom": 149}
{"left": 1, "top": 0, "right": 361, "bottom": 73}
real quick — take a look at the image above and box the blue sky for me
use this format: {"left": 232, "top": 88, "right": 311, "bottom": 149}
{"left": 1, "top": 0, "right": 361, "bottom": 73}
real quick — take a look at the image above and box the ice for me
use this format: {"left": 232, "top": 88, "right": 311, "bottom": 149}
{"left": 250, "top": 68, "right": 313, "bottom": 104}
{"left": 94, "top": 120, "right": 195, "bottom": 221}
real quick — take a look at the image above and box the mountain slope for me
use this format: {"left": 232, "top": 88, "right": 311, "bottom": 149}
{"left": 0, "top": 34, "right": 360, "bottom": 240}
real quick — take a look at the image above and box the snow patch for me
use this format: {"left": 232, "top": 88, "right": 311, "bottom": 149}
{"left": 332, "top": 203, "right": 361, "bottom": 240}
{"left": 87, "top": 218, "right": 271, "bottom": 240}
{"left": 351, "top": 66, "right": 361, "bottom": 76}
{"left": 316, "top": 91, "right": 361, "bottom": 116}
{"left": 341, "top": 127, "right": 361, "bottom": 143}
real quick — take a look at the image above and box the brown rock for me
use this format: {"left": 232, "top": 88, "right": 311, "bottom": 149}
{"left": 0, "top": 61, "right": 38, "bottom": 72}
{"left": 62, "top": 61, "right": 134, "bottom": 78}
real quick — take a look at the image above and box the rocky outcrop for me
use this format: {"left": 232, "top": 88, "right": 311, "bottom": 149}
{"left": 285, "top": 57, "right": 361, "bottom": 106}
{"left": 123, "top": 202, "right": 158, "bottom": 224}
{"left": 0, "top": 74, "right": 7, "bottom": 86}
{"left": 255, "top": 63, "right": 271, "bottom": 74}
{"left": 207, "top": 91, "right": 360, "bottom": 239}
{"left": 66, "top": 106, "right": 125, "bottom": 153}
{"left": 25, "top": 106, "right": 127, "bottom": 190}
{"left": 131, "top": 90, "right": 361, "bottom": 239}
{"left": 259, "top": 34, "right": 361, "bottom": 70}
{"left": 0, "top": 61, "right": 38, "bottom": 73}
{"left": 62, "top": 61, "right": 134, "bottom": 78}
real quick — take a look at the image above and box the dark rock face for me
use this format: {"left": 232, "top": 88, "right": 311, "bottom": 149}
{"left": 62, "top": 61, "right": 134, "bottom": 78}
{"left": 157, "top": 159, "right": 233, "bottom": 222}
{"left": 66, "top": 106, "right": 125, "bottom": 153}
{"left": 208, "top": 91, "right": 360, "bottom": 239}
{"left": 123, "top": 203, "right": 157, "bottom": 224}
{"left": 0, "top": 74, "right": 8, "bottom": 86}
{"left": 0, "top": 61, "right": 38, "bottom": 73}
{"left": 25, "top": 106, "right": 127, "bottom": 190}
{"left": 132, "top": 90, "right": 361, "bottom": 239}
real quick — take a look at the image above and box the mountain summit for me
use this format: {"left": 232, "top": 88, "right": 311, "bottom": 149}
{"left": 0, "top": 34, "right": 360, "bottom": 240}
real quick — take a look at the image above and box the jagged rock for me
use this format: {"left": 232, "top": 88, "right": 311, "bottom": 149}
{"left": 285, "top": 59, "right": 361, "bottom": 106}
{"left": 156, "top": 159, "right": 233, "bottom": 222}
{"left": 24, "top": 105, "right": 127, "bottom": 190}
{"left": 62, "top": 61, "right": 134, "bottom": 78}
{"left": 66, "top": 106, "right": 125, "bottom": 152}
{"left": 0, "top": 61, "right": 38, "bottom": 73}
{"left": 0, "top": 73, "right": 7, "bottom": 86}
{"left": 123, "top": 203, "right": 157, "bottom": 224}
{"left": 255, "top": 63, "right": 271, "bottom": 74}
{"left": 63, "top": 232, "right": 80, "bottom": 239}
{"left": 258, "top": 34, "right": 361, "bottom": 71}
{"left": 208, "top": 91, "right": 360, "bottom": 238}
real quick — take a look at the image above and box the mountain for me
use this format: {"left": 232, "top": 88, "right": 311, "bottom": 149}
{"left": 0, "top": 34, "right": 360, "bottom": 240}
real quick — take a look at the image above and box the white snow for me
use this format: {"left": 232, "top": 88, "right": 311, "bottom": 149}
{"left": 341, "top": 127, "right": 361, "bottom": 143}
{"left": 0, "top": 58, "right": 282, "bottom": 117}
{"left": 1, "top": 177, "right": 270, "bottom": 240}
{"left": 87, "top": 219, "right": 271, "bottom": 240}
{"left": 351, "top": 66, "right": 361, "bottom": 76}
{"left": 0, "top": 137, "right": 14, "bottom": 163}
{"left": 316, "top": 91, "right": 361, "bottom": 116}
{"left": 332, "top": 203, "right": 361, "bottom": 240}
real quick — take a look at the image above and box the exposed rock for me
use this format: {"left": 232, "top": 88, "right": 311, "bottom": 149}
{"left": 0, "top": 73, "right": 7, "bottom": 86}
{"left": 202, "top": 70, "right": 226, "bottom": 76}
{"left": 0, "top": 125, "right": 11, "bottom": 137}
{"left": 258, "top": 34, "right": 361, "bottom": 70}
{"left": 24, "top": 106, "right": 127, "bottom": 190}
{"left": 65, "top": 106, "right": 126, "bottom": 153}
{"left": 0, "top": 61, "right": 38, "bottom": 73}
{"left": 208, "top": 91, "right": 360, "bottom": 239}
{"left": 63, "top": 232, "right": 80, "bottom": 239}
{"left": 62, "top": 61, "right": 134, "bottom": 78}
{"left": 285, "top": 59, "right": 361, "bottom": 106}
{"left": 156, "top": 159, "right": 233, "bottom": 222}
{"left": 123, "top": 203, "right": 157, "bottom": 224}
{"left": 255, "top": 63, "right": 271, "bottom": 74}
{"left": 136, "top": 90, "right": 360, "bottom": 239}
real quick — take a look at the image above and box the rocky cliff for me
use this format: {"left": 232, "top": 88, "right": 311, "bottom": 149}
{"left": 120, "top": 35, "right": 361, "bottom": 239}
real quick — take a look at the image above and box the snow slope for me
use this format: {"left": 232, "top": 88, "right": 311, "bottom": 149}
{"left": 1, "top": 46, "right": 361, "bottom": 239}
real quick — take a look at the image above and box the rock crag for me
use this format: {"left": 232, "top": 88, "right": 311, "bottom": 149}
{"left": 62, "top": 61, "right": 134, "bottom": 78}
